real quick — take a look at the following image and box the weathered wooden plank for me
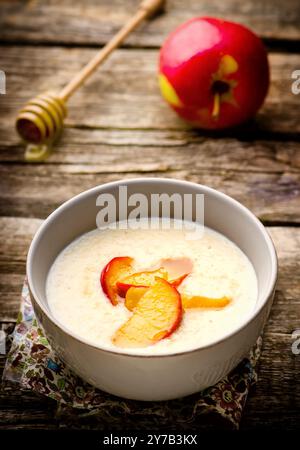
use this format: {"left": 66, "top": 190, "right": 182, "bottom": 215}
{"left": 1, "top": 0, "right": 300, "bottom": 46}
{"left": 1, "top": 127, "right": 300, "bottom": 171}
{"left": 0, "top": 47, "right": 299, "bottom": 135}
{"left": 1, "top": 128, "right": 300, "bottom": 225}
{"left": 0, "top": 218, "right": 40, "bottom": 319}
{"left": 241, "top": 333, "right": 300, "bottom": 430}
{"left": 0, "top": 390, "right": 58, "bottom": 429}
{"left": 0, "top": 165, "right": 299, "bottom": 222}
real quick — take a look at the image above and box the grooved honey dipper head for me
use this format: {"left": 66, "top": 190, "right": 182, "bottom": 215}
{"left": 16, "top": 93, "right": 67, "bottom": 144}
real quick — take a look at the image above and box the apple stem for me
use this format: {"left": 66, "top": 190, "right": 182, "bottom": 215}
{"left": 212, "top": 93, "right": 220, "bottom": 120}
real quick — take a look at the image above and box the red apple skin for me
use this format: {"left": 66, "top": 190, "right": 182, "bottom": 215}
{"left": 170, "top": 273, "right": 188, "bottom": 288}
{"left": 100, "top": 256, "right": 133, "bottom": 305}
{"left": 159, "top": 17, "right": 270, "bottom": 129}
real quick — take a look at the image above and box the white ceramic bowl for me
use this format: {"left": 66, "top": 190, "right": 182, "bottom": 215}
{"left": 27, "top": 178, "right": 277, "bottom": 401}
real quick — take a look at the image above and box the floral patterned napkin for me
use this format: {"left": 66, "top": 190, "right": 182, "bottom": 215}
{"left": 2, "top": 279, "right": 262, "bottom": 430}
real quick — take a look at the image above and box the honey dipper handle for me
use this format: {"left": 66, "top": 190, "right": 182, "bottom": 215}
{"left": 59, "top": 0, "right": 165, "bottom": 101}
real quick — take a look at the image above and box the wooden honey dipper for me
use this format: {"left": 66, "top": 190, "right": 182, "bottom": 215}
{"left": 16, "top": 0, "right": 165, "bottom": 161}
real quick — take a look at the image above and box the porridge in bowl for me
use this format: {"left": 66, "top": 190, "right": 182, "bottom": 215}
{"left": 46, "top": 219, "right": 257, "bottom": 355}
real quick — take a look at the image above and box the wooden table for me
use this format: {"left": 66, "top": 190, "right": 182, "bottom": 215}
{"left": 0, "top": 0, "right": 299, "bottom": 430}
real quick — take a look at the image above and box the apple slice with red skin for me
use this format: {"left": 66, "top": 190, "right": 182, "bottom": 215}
{"left": 100, "top": 256, "right": 133, "bottom": 305}
{"left": 122, "top": 274, "right": 187, "bottom": 308}
{"left": 125, "top": 286, "right": 149, "bottom": 311}
{"left": 125, "top": 286, "right": 231, "bottom": 312}
{"left": 117, "top": 257, "right": 192, "bottom": 297}
{"left": 117, "top": 269, "right": 188, "bottom": 297}
{"left": 112, "top": 277, "right": 182, "bottom": 348}
{"left": 116, "top": 268, "right": 168, "bottom": 297}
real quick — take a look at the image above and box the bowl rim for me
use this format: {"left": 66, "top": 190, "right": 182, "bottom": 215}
{"left": 27, "top": 177, "right": 278, "bottom": 358}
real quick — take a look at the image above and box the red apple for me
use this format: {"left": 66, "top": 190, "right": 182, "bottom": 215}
{"left": 159, "top": 17, "right": 269, "bottom": 129}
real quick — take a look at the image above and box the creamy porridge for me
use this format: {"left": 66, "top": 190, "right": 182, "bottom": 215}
{"left": 46, "top": 219, "right": 257, "bottom": 354}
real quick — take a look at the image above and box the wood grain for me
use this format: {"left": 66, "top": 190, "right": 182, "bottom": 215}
{"left": 0, "top": 151, "right": 299, "bottom": 222}
{"left": 1, "top": 0, "right": 300, "bottom": 46}
{"left": 0, "top": 47, "right": 299, "bottom": 135}
{"left": 1, "top": 127, "right": 300, "bottom": 169}
{"left": 242, "top": 333, "right": 300, "bottom": 430}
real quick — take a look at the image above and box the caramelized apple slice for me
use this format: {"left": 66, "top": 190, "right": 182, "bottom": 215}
{"left": 112, "top": 278, "right": 182, "bottom": 348}
{"left": 117, "top": 268, "right": 168, "bottom": 297}
{"left": 125, "top": 286, "right": 148, "bottom": 311}
{"left": 100, "top": 256, "right": 133, "bottom": 305}
{"left": 182, "top": 294, "right": 231, "bottom": 309}
{"left": 117, "top": 258, "right": 191, "bottom": 297}
{"left": 123, "top": 273, "right": 188, "bottom": 313}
